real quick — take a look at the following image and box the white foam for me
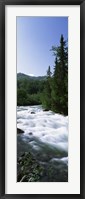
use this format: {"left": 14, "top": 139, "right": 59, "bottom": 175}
{"left": 50, "top": 157, "right": 68, "bottom": 165}
{"left": 17, "top": 105, "right": 68, "bottom": 158}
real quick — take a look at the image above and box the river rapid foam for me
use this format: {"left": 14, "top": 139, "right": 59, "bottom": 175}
{"left": 17, "top": 105, "right": 68, "bottom": 165}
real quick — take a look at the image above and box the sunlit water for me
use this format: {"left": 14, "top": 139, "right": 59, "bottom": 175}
{"left": 17, "top": 105, "right": 68, "bottom": 181}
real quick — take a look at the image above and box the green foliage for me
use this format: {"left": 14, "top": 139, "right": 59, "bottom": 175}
{"left": 17, "top": 152, "right": 44, "bottom": 182}
{"left": 51, "top": 35, "right": 68, "bottom": 115}
{"left": 17, "top": 89, "right": 28, "bottom": 106}
{"left": 17, "top": 78, "right": 45, "bottom": 106}
{"left": 17, "top": 151, "right": 68, "bottom": 182}
{"left": 43, "top": 35, "right": 68, "bottom": 115}
{"left": 41, "top": 66, "right": 52, "bottom": 109}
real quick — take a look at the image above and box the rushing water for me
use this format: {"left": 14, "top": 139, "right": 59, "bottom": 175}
{"left": 17, "top": 105, "right": 68, "bottom": 182}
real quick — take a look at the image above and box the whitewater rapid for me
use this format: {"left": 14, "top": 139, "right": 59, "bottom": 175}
{"left": 17, "top": 105, "right": 68, "bottom": 166}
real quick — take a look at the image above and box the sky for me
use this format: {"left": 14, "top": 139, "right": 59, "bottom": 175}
{"left": 17, "top": 17, "right": 68, "bottom": 76}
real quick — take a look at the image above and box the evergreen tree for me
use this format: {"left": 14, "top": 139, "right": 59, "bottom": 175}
{"left": 51, "top": 35, "right": 68, "bottom": 115}
{"left": 42, "top": 66, "right": 52, "bottom": 109}
{"left": 47, "top": 65, "right": 52, "bottom": 78}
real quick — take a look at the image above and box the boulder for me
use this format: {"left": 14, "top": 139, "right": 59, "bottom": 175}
{"left": 29, "top": 132, "right": 33, "bottom": 135}
{"left": 31, "top": 111, "right": 35, "bottom": 114}
{"left": 43, "top": 109, "right": 48, "bottom": 111}
{"left": 17, "top": 128, "right": 24, "bottom": 134}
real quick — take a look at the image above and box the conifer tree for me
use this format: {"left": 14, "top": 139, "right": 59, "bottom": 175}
{"left": 51, "top": 35, "right": 68, "bottom": 115}
{"left": 42, "top": 66, "right": 52, "bottom": 109}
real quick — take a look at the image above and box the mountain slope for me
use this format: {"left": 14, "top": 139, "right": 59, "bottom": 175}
{"left": 17, "top": 73, "right": 46, "bottom": 81}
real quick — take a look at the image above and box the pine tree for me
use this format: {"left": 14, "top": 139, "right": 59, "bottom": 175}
{"left": 51, "top": 35, "right": 68, "bottom": 115}
{"left": 47, "top": 65, "right": 52, "bottom": 78}
{"left": 42, "top": 66, "right": 52, "bottom": 109}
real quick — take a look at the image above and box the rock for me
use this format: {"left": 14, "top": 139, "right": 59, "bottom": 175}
{"left": 29, "top": 132, "right": 33, "bottom": 135}
{"left": 17, "top": 128, "right": 24, "bottom": 134}
{"left": 43, "top": 109, "right": 48, "bottom": 111}
{"left": 31, "top": 112, "right": 35, "bottom": 114}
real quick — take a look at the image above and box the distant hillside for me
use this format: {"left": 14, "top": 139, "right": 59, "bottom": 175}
{"left": 17, "top": 73, "right": 46, "bottom": 81}
{"left": 17, "top": 72, "right": 46, "bottom": 106}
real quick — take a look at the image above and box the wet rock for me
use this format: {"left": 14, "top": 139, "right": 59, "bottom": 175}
{"left": 43, "top": 109, "right": 49, "bottom": 111}
{"left": 17, "top": 128, "right": 24, "bottom": 134}
{"left": 31, "top": 111, "right": 35, "bottom": 114}
{"left": 29, "top": 132, "right": 33, "bottom": 135}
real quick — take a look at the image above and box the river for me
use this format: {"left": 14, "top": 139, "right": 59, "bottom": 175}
{"left": 17, "top": 105, "right": 68, "bottom": 182}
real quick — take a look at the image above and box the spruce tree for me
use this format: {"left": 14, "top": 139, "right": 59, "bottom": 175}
{"left": 42, "top": 66, "right": 52, "bottom": 110}
{"left": 51, "top": 35, "right": 68, "bottom": 115}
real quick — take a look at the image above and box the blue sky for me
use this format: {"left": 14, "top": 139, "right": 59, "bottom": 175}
{"left": 17, "top": 17, "right": 68, "bottom": 76}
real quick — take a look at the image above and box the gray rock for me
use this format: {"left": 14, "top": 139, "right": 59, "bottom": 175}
{"left": 29, "top": 132, "right": 33, "bottom": 135}
{"left": 17, "top": 128, "right": 24, "bottom": 134}
{"left": 31, "top": 112, "right": 35, "bottom": 114}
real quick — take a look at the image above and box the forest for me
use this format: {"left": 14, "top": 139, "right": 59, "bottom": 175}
{"left": 17, "top": 35, "right": 68, "bottom": 115}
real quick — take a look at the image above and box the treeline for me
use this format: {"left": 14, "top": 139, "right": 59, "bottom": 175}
{"left": 17, "top": 35, "right": 68, "bottom": 115}
{"left": 17, "top": 78, "right": 46, "bottom": 106}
